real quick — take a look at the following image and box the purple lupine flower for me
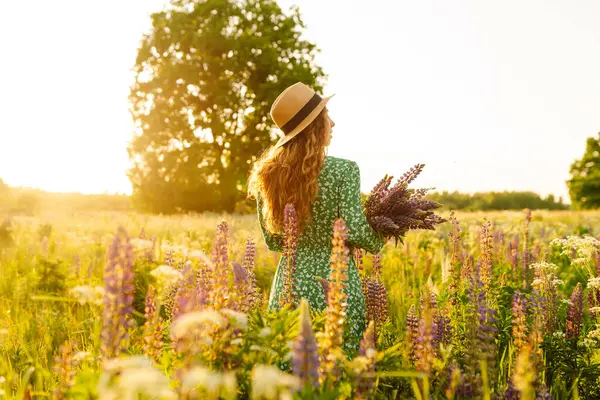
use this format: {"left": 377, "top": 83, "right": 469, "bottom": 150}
{"left": 512, "top": 291, "right": 528, "bottom": 352}
{"left": 448, "top": 212, "right": 461, "bottom": 303}
{"left": 445, "top": 362, "right": 464, "bottom": 399}
{"left": 464, "top": 264, "right": 498, "bottom": 391}
{"left": 232, "top": 261, "right": 249, "bottom": 284}
{"left": 460, "top": 255, "right": 474, "bottom": 289}
{"left": 243, "top": 238, "right": 256, "bottom": 272}
{"left": 536, "top": 382, "right": 552, "bottom": 400}
{"left": 210, "top": 221, "right": 230, "bottom": 309}
{"left": 364, "top": 165, "right": 445, "bottom": 243}
{"left": 372, "top": 253, "right": 382, "bottom": 275}
{"left": 356, "top": 320, "right": 376, "bottom": 398}
{"left": 504, "top": 379, "right": 519, "bottom": 400}
{"left": 319, "top": 218, "right": 350, "bottom": 382}
{"left": 292, "top": 299, "right": 320, "bottom": 388}
{"left": 479, "top": 219, "right": 493, "bottom": 289}
{"left": 566, "top": 283, "right": 583, "bottom": 339}
{"left": 101, "top": 226, "right": 135, "bottom": 359}
{"left": 165, "top": 250, "right": 174, "bottom": 267}
{"left": 434, "top": 306, "right": 452, "bottom": 348}
{"left": 280, "top": 203, "right": 298, "bottom": 308}
{"left": 405, "top": 304, "right": 419, "bottom": 363}
{"left": 522, "top": 209, "right": 532, "bottom": 269}
{"left": 242, "top": 238, "right": 261, "bottom": 309}
{"left": 172, "top": 265, "right": 197, "bottom": 319}
{"left": 365, "top": 277, "right": 388, "bottom": 342}
{"left": 365, "top": 253, "right": 387, "bottom": 341}
{"left": 231, "top": 261, "right": 259, "bottom": 312}
{"left": 143, "top": 285, "right": 163, "bottom": 362}
{"left": 414, "top": 298, "right": 435, "bottom": 376}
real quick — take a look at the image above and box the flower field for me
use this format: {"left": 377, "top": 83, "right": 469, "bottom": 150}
{"left": 1, "top": 209, "right": 600, "bottom": 399}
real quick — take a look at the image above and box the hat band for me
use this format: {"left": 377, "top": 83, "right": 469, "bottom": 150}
{"left": 280, "top": 93, "right": 322, "bottom": 134}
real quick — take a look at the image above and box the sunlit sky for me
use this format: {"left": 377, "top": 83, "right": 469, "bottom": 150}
{"left": 1, "top": 0, "right": 599, "bottom": 201}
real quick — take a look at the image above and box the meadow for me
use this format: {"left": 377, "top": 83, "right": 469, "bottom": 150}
{"left": 0, "top": 209, "right": 599, "bottom": 399}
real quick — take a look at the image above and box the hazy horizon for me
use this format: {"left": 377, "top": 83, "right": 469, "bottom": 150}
{"left": 1, "top": 0, "right": 599, "bottom": 201}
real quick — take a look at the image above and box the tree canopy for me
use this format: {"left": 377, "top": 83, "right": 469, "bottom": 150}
{"left": 567, "top": 133, "right": 600, "bottom": 209}
{"left": 128, "top": 0, "right": 325, "bottom": 213}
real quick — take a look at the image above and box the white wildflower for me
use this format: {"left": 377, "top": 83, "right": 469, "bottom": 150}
{"left": 589, "top": 307, "right": 600, "bottom": 314}
{"left": 130, "top": 238, "right": 153, "bottom": 250}
{"left": 230, "top": 338, "right": 243, "bottom": 346}
{"left": 220, "top": 309, "right": 248, "bottom": 331}
{"left": 99, "top": 356, "right": 175, "bottom": 400}
{"left": 150, "top": 265, "right": 183, "bottom": 299}
{"left": 258, "top": 327, "right": 272, "bottom": 337}
{"left": 580, "top": 338, "right": 597, "bottom": 349}
{"left": 531, "top": 261, "right": 559, "bottom": 273}
{"left": 181, "top": 367, "right": 236, "bottom": 398}
{"left": 587, "top": 329, "right": 600, "bottom": 340}
{"left": 73, "top": 351, "right": 93, "bottom": 362}
{"left": 251, "top": 365, "right": 300, "bottom": 400}
{"left": 561, "top": 298, "right": 573, "bottom": 306}
{"left": 552, "top": 278, "right": 564, "bottom": 286}
{"left": 588, "top": 277, "right": 600, "bottom": 290}
{"left": 170, "top": 310, "right": 226, "bottom": 340}
{"left": 552, "top": 332, "right": 566, "bottom": 339}
{"left": 103, "top": 356, "right": 152, "bottom": 373}
{"left": 70, "top": 285, "right": 104, "bottom": 306}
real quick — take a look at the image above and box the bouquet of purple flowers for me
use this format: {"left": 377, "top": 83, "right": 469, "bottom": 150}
{"left": 364, "top": 164, "right": 445, "bottom": 243}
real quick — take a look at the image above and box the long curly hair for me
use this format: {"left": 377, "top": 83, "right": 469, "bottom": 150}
{"left": 248, "top": 109, "right": 329, "bottom": 234}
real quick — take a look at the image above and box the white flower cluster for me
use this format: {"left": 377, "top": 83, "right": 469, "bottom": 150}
{"left": 69, "top": 285, "right": 105, "bottom": 306}
{"left": 551, "top": 235, "right": 600, "bottom": 271}
{"left": 587, "top": 328, "right": 600, "bottom": 340}
{"left": 99, "top": 356, "right": 175, "bottom": 400}
{"left": 531, "top": 261, "right": 559, "bottom": 273}
{"left": 150, "top": 265, "right": 183, "bottom": 299}
{"left": 561, "top": 298, "right": 573, "bottom": 306}
{"left": 170, "top": 308, "right": 248, "bottom": 343}
{"left": 588, "top": 277, "right": 600, "bottom": 290}
{"left": 181, "top": 367, "right": 237, "bottom": 399}
{"left": 552, "top": 331, "right": 566, "bottom": 339}
{"left": 251, "top": 365, "right": 300, "bottom": 400}
{"left": 579, "top": 338, "right": 598, "bottom": 349}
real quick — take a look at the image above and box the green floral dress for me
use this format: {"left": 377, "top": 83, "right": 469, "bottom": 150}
{"left": 256, "top": 156, "right": 385, "bottom": 351}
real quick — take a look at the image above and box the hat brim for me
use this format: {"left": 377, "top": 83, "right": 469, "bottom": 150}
{"left": 274, "top": 95, "right": 334, "bottom": 149}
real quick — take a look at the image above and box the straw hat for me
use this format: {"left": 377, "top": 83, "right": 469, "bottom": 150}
{"left": 270, "top": 82, "right": 334, "bottom": 148}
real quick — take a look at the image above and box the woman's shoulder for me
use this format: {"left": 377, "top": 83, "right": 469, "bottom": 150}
{"left": 324, "top": 156, "right": 359, "bottom": 170}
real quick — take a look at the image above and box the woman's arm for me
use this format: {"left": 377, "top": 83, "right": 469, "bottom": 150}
{"left": 338, "top": 161, "right": 385, "bottom": 254}
{"left": 256, "top": 194, "right": 284, "bottom": 252}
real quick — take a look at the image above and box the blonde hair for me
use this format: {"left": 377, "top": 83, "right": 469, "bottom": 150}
{"left": 248, "top": 109, "right": 328, "bottom": 233}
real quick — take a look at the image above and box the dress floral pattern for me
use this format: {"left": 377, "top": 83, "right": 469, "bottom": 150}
{"left": 256, "top": 156, "right": 385, "bottom": 351}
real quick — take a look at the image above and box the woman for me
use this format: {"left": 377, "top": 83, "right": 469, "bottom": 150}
{"left": 248, "top": 82, "right": 385, "bottom": 350}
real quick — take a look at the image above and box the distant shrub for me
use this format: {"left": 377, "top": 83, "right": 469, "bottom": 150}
{"left": 427, "top": 190, "right": 569, "bottom": 211}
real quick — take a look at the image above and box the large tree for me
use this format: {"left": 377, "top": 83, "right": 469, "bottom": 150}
{"left": 567, "top": 133, "right": 600, "bottom": 209}
{"left": 128, "top": 0, "right": 325, "bottom": 213}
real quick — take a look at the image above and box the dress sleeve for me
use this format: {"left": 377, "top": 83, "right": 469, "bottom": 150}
{"left": 338, "top": 161, "right": 385, "bottom": 254}
{"left": 256, "top": 194, "right": 284, "bottom": 252}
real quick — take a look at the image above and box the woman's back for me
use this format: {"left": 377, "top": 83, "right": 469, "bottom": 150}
{"left": 258, "top": 155, "right": 384, "bottom": 351}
